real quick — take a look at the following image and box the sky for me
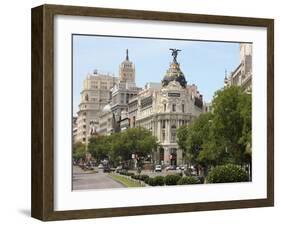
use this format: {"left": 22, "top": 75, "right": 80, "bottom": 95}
{"left": 73, "top": 35, "right": 240, "bottom": 115}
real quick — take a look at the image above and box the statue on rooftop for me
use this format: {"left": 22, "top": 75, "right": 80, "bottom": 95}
{"left": 169, "top": 48, "right": 181, "bottom": 63}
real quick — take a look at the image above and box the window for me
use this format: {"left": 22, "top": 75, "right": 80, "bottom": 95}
{"left": 85, "top": 94, "right": 89, "bottom": 101}
{"left": 163, "top": 103, "right": 166, "bottom": 112}
{"left": 171, "top": 132, "right": 176, "bottom": 142}
{"left": 172, "top": 104, "right": 176, "bottom": 112}
{"left": 182, "top": 104, "right": 185, "bottom": 113}
{"left": 162, "top": 120, "right": 166, "bottom": 129}
{"left": 162, "top": 132, "right": 165, "bottom": 141}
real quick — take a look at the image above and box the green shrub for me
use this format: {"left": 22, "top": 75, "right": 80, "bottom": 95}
{"left": 127, "top": 172, "right": 135, "bottom": 177}
{"left": 153, "top": 176, "right": 165, "bottom": 186}
{"left": 207, "top": 164, "right": 249, "bottom": 183}
{"left": 165, "top": 174, "right": 182, "bottom": 185}
{"left": 144, "top": 176, "right": 150, "bottom": 184}
{"left": 131, "top": 174, "right": 138, "bottom": 180}
{"left": 148, "top": 177, "right": 156, "bottom": 186}
{"left": 177, "top": 176, "right": 200, "bottom": 185}
{"left": 139, "top": 175, "right": 149, "bottom": 181}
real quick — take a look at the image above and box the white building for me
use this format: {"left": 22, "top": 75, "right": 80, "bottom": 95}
{"left": 129, "top": 54, "right": 204, "bottom": 166}
{"left": 224, "top": 43, "right": 252, "bottom": 92}
{"left": 97, "top": 49, "right": 204, "bottom": 166}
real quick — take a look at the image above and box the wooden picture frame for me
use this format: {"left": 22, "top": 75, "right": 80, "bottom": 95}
{"left": 31, "top": 4, "right": 274, "bottom": 221}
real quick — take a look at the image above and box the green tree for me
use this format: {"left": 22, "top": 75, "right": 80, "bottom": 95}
{"left": 210, "top": 86, "right": 252, "bottom": 166}
{"left": 177, "top": 86, "right": 252, "bottom": 172}
{"left": 177, "top": 112, "right": 213, "bottom": 166}
{"left": 88, "top": 127, "right": 158, "bottom": 168}
{"left": 72, "top": 142, "right": 86, "bottom": 161}
{"left": 121, "top": 127, "right": 158, "bottom": 160}
{"left": 88, "top": 135, "right": 112, "bottom": 162}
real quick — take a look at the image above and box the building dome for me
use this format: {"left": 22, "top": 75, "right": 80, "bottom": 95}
{"left": 102, "top": 103, "right": 111, "bottom": 113}
{"left": 162, "top": 62, "right": 187, "bottom": 88}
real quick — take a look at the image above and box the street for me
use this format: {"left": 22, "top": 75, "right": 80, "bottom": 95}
{"left": 72, "top": 166, "right": 126, "bottom": 190}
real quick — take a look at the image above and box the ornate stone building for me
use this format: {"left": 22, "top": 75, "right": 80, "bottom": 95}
{"left": 97, "top": 49, "right": 204, "bottom": 166}
{"left": 107, "top": 49, "right": 141, "bottom": 132}
{"left": 224, "top": 43, "right": 252, "bottom": 92}
{"left": 98, "top": 49, "right": 141, "bottom": 135}
{"left": 128, "top": 50, "right": 204, "bottom": 166}
{"left": 76, "top": 70, "right": 117, "bottom": 144}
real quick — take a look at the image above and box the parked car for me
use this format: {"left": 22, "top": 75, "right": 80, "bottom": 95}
{"left": 155, "top": 165, "right": 162, "bottom": 172}
{"left": 115, "top": 166, "right": 123, "bottom": 173}
{"left": 166, "top": 165, "right": 177, "bottom": 171}
{"left": 98, "top": 164, "right": 104, "bottom": 169}
{"left": 103, "top": 167, "right": 111, "bottom": 173}
{"left": 85, "top": 162, "right": 94, "bottom": 170}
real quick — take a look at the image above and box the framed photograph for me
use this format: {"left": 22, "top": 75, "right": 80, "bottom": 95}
{"left": 31, "top": 4, "right": 274, "bottom": 221}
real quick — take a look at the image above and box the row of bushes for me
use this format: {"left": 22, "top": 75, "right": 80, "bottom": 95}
{"left": 116, "top": 164, "right": 249, "bottom": 186}
{"left": 131, "top": 174, "right": 149, "bottom": 181}
{"left": 116, "top": 170, "right": 200, "bottom": 186}
{"left": 146, "top": 175, "right": 201, "bottom": 186}
{"left": 118, "top": 170, "right": 135, "bottom": 177}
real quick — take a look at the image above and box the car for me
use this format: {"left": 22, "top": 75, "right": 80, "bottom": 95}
{"left": 166, "top": 165, "right": 177, "bottom": 171}
{"left": 103, "top": 167, "right": 111, "bottom": 173}
{"left": 98, "top": 164, "right": 104, "bottom": 169}
{"left": 115, "top": 166, "right": 123, "bottom": 173}
{"left": 155, "top": 165, "right": 162, "bottom": 172}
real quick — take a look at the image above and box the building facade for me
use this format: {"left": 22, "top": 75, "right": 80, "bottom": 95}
{"left": 90, "top": 49, "right": 204, "bottom": 166}
{"left": 129, "top": 57, "right": 204, "bottom": 166}
{"left": 224, "top": 43, "right": 252, "bottom": 92}
{"left": 76, "top": 70, "right": 117, "bottom": 144}
{"left": 107, "top": 49, "right": 141, "bottom": 132}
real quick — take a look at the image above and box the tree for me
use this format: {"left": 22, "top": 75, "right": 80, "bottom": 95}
{"left": 88, "top": 135, "right": 112, "bottom": 162}
{"left": 210, "top": 86, "right": 252, "bottom": 166}
{"left": 121, "top": 127, "right": 158, "bottom": 159}
{"left": 72, "top": 142, "right": 86, "bottom": 161}
{"left": 87, "top": 127, "right": 159, "bottom": 168}
{"left": 177, "top": 86, "right": 252, "bottom": 172}
{"left": 177, "top": 112, "right": 213, "bottom": 166}
{"left": 119, "top": 127, "right": 159, "bottom": 170}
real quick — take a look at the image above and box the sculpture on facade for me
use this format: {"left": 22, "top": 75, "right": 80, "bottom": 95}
{"left": 169, "top": 48, "right": 181, "bottom": 63}
{"left": 162, "top": 48, "right": 187, "bottom": 88}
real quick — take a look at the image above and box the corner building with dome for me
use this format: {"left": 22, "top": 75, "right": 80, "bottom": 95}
{"left": 97, "top": 49, "right": 205, "bottom": 166}
{"left": 128, "top": 52, "right": 204, "bottom": 166}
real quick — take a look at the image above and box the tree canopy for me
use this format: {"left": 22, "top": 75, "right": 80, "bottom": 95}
{"left": 87, "top": 127, "right": 158, "bottom": 166}
{"left": 177, "top": 86, "right": 252, "bottom": 168}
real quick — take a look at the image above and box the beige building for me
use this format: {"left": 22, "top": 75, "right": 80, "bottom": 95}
{"left": 224, "top": 43, "right": 252, "bottom": 92}
{"left": 97, "top": 49, "right": 204, "bottom": 166}
{"left": 129, "top": 59, "right": 204, "bottom": 166}
{"left": 98, "top": 49, "right": 141, "bottom": 135}
{"left": 110, "top": 49, "right": 141, "bottom": 131}
{"left": 76, "top": 70, "right": 118, "bottom": 144}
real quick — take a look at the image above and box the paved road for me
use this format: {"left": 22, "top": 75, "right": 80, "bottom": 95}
{"left": 72, "top": 166, "right": 126, "bottom": 190}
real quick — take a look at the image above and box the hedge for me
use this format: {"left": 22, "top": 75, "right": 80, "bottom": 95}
{"left": 177, "top": 176, "right": 200, "bottom": 185}
{"left": 164, "top": 174, "right": 182, "bottom": 185}
{"left": 206, "top": 164, "right": 249, "bottom": 183}
{"left": 153, "top": 176, "right": 165, "bottom": 186}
